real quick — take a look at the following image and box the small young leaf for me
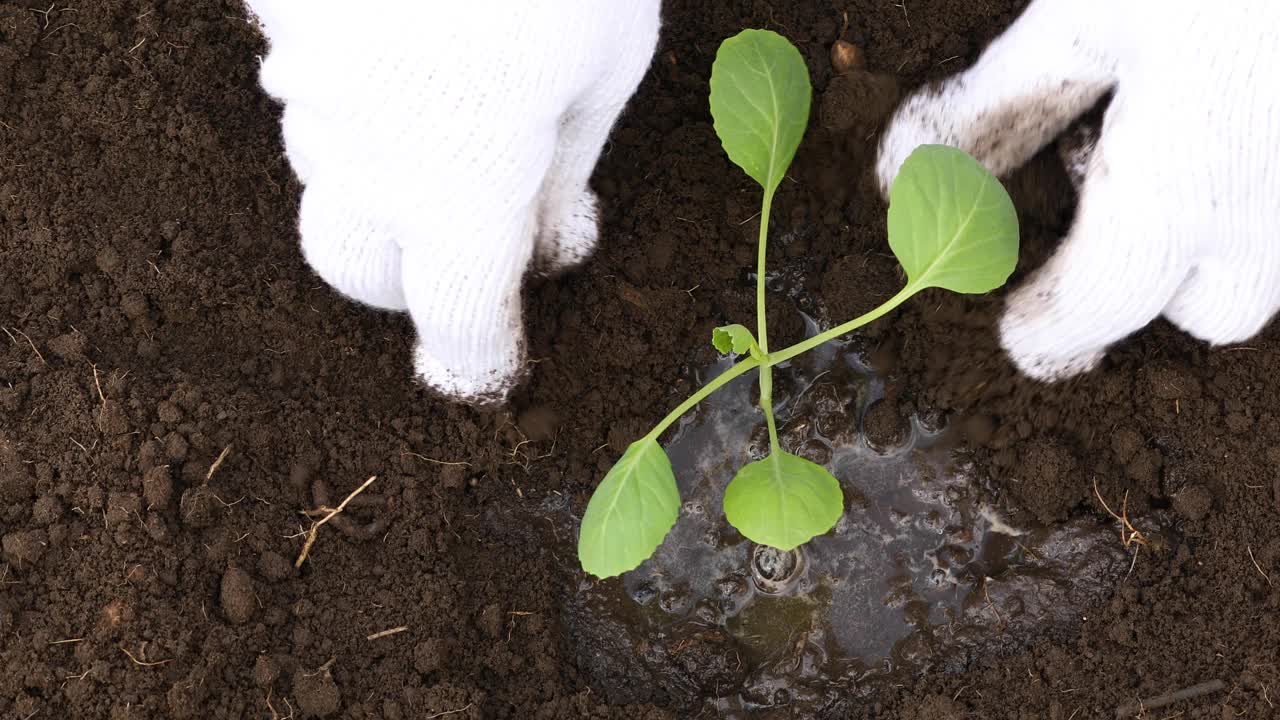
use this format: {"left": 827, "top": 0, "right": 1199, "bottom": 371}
{"left": 710, "top": 29, "right": 812, "bottom": 194}
{"left": 712, "top": 324, "right": 757, "bottom": 356}
{"left": 723, "top": 451, "right": 843, "bottom": 551}
{"left": 888, "top": 145, "right": 1019, "bottom": 295}
{"left": 578, "top": 438, "right": 681, "bottom": 579}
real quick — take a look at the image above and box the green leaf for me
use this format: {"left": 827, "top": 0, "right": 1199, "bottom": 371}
{"left": 723, "top": 451, "right": 843, "bottom": 551}
{"left": 712, "top": 324, "right": 757, "bottom": 356}
{"left": 578, "top": 438, "right": 681, "bottom": 578}
{"left": 710, "top": 29, "right": 812, "bottom": 194}
{"left": 888, "top": 144, "right": 1019, "bottom": 294}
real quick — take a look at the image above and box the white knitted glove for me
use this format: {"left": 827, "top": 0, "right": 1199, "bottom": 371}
{"left": 876, "top": 0, "right": 1280, "bottom": 380}
{"left": 247, "top": 1, "right": 660, "bottom": 402}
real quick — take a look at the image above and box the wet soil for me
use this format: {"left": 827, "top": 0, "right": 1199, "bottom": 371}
{"left": 565, "top": 337, "right": 1130, "bottom": 717}
{"left": 2, "top": 0, "right": 1279, "bottom": 718}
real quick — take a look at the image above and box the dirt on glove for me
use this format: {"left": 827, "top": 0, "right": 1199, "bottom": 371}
{"left": 1, "top": 0, "right": 1278, "bottom": 718}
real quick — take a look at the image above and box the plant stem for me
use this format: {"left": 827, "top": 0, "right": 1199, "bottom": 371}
{"left": 644, "top": 283, "right": 917, "bottom": 446}
{"left": 646, "top": 356, "right": 761, "bottom": 440}
{"left": 767, "top": 284, "right": 918, "bottom": 366}
{"left": 755, "top": 192, "right": 781, "bottom": 453}
{"left": 756, "top": 194, "right": 773, "bottom": 354}
{"left": 759, "top": 364, "right": 781, "bottom": 450}
{"left": 642, "top": 248, "right": 918, "bottom": 449}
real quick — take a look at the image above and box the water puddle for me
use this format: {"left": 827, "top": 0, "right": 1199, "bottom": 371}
{"left": 562, "top": 324, "right": 1129, "bottom": 716}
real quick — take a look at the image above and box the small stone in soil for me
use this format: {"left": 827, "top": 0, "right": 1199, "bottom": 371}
{"left": 143, "top": 464, "right": 174, "bottom": 510}
{"left": 253, "top": 654, "right": 280, "bottom": 687}
{"left": 220, "top": 566, "right": 256, "bottom": 625}
{"left": 293, "top": 664, "right": 341, "bottom": 718}
{"left": 830, "top": 39, "right": 864, "bottom": 74}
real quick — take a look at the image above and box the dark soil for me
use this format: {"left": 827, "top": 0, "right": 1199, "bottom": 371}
{"left": 1, "top": 0, "right": 1277, "bottom": 718}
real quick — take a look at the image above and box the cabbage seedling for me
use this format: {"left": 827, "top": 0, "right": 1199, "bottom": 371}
{"left": 577, "top": 29, "right": 1019, "bottom": 579}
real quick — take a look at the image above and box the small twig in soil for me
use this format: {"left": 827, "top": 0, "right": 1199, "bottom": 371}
{"left": 295, "top": 476, "right": 378, "bottom": 568}
{"left": 92, "top": 364, "right": 106, "bottom": 404}
{"left": 266, "top": 689, "right": 296, "bottom": 720}
{"left": 1247, "top": 544, "right": 1274, "bottom": 587}
{"left": 50, "top": 637, "right": 85, "bottom": 645}
{"left": 206, "top": 445, "right": 232, "bottom": 482}
{"left": 307, "top": 476, "right": 393, "bottom": 539}
{"left": 366, "top": 626, "right": 409, "bottom": 641}
{"left": 31, "top": 2, "right": 57, "bottom": 28}
{"left": 119, "top": 645, "right": 172, "bottom": 667}
{"left": 266, "top": 689, "right": 281, "bottom": 720}
{"left": 211, "top": 494, "right": 244, "bottom": 509}
{"left": 303, "top": 658, "right": 336, "bottom": 676}
{"left": 43, "top": 21, "right": 80, "bottom": 39}
{"left": 11, "top": 328, "right": 45, "bottom": 365}
{"left": 62, "top": 668, "right": 93, "bottom": 686}
{"left": 1114, "top": 679, "right": 1226, "bottom": 718}
{"left": 402, "top": 451, "right": 470, "bottom": 468}
{"left": 506, "top": 611, "right": 533, "bottom": 642}
{"left": 1093, "top": 477, "right": 1148, "bottom": 549}
{"left": 424, "top": 703, "right": 473, "bottom": 719}
{"left": 982, "top": 579, "right": 1005, "bottom": 626}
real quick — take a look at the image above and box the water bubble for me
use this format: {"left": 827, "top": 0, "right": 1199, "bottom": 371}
{"left": 631, "top": 582, "right": 658, "bottom": 606}
{"left": 750, "top": 544, "right": 807, "bottom": 595}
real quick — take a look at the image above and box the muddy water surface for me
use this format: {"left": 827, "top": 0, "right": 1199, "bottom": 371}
{"left": 564, "top": 327, "right": 1128, "bottom": 716}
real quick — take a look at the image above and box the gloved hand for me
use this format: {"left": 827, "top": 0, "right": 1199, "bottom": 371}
{"left": 246, "top": 1, "right": 661, "bottom": 403}
{"left": 875, "top": 0, "right": 1280, "bottom": 380}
